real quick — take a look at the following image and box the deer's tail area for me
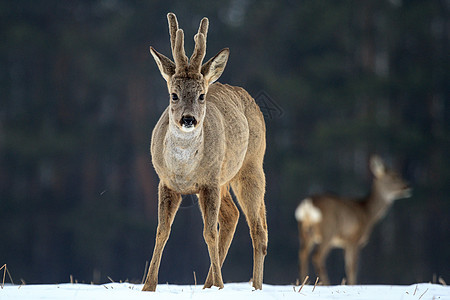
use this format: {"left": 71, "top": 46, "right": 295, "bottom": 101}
{"left": 295, "top": 198, "right": 322, "bottom": 235}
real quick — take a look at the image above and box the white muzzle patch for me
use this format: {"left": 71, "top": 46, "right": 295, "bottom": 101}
{"left": 181, "top": 124, "right": 196, "bottom": 132}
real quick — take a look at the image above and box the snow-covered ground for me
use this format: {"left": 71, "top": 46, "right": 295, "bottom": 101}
{"left": 1, "top": 282, "right": 449, "bottom": 300}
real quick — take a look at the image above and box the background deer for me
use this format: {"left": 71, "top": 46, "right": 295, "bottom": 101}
{"left": 295, "top": 155, "right": 411, "bottom": 285}
{"left": 142, "top": 13, "right": 267, "bottom": 291}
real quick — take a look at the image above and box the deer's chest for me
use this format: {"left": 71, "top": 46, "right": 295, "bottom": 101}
{"left": 164, "top": 144, "right": 200, "bottom": 172}
{"left": 156, "top": 132, "right": 205, "bottom": 192}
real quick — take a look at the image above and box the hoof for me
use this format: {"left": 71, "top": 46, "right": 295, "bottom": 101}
{"left": 203, "top": 282, "right": 212, "bottom": 289}
{"left": 202, "top": 282, "right": 224, "bottom": 289}
{"left": 142, "top": 283, "right": 156, "bottom": 292}
{"left": 252, "top": 282, "right": 262, "bottom": 290}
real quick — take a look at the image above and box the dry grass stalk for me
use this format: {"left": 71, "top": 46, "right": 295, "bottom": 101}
{"left": 438, "top": 276, "right": 447, "bottom": 286}
{"left": 141, "top": 261, "right": 149, "bottom": 284}
{"left": 418, "top": 288, "right": 428, "bottom": 300}
{"left": 413, "top": 284, "right": 418, "bottom": 295}
{"left": 193, "top": 271, "right": 197, "bottom": 287}
{"left": 0, "top": 264, "right": 13, "bottom": 288}
{"left": 19, "top": 279, "right": 26, "bottom": 288}
{"left": 6, "top": 266, "right": 13, "bottom": 286}
{"left": 312, "top": 277, "right": 319, "bottom": 292}
{"left": 1, "top": 264, "right": 5, "bottom": 289}
{"left": 297, "top": 275, "right": 309, "bottom": 293}
{"left": 0, "top": 264, "right": 20, "bottom": 289}
{"left": 70, "top": 274, "right": 74, "bottom": 284}
{"left": 292, "top": 278, "right": 299, "bottom": 292}
{"left": 107, "top": 276, "right": 114, "bottom": 283}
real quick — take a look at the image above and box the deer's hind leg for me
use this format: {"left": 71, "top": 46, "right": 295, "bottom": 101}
{"left": 298, "top": 222, "right": 315, "bottom": 282}
{"left": 344, "top": 245, "right": 359, "bottom": 285}
{"left": 204, "top": 185, "right": 240, "bottom": 288}
{"left": 198, "top": 185, "right": 224, "bottom": 289}
{"left": 231, "top": 163, "right": 267, "bottom": 290}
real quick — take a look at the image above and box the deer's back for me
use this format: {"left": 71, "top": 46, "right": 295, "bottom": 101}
{"left": 307, "top": 195, "right": 368, "bottom": 246}
{"left": 207, "top": 83, "right": 266, "bottom": 164}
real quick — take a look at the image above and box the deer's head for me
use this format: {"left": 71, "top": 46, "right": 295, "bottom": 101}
{"left": 150, "top": 13, "right": 229, "bottom": 132}
{"left": 370, "top": 155, "right": 412, "bottom": 202}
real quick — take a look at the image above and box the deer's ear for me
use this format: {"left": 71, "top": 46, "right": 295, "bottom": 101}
{"left": 150, "top": 46, "right": 175, "bottom": 82}
{"left": 201, "top": 48, "right": 229, "bottom": 84}
{"left": 370, "top": 155, "right": 385, "bottom": 178}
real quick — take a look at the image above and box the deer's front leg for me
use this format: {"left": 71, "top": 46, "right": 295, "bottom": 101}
{"left": 142, "top": 183, "right": 182, "bottom": 292}
{"left": 199, "top": 185, "right": 224, "bottom": 289}
{"left": 312, "top": 241, "right": 332, "bottom": 285}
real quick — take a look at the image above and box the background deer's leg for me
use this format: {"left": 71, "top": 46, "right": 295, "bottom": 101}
{"left": 232, "top": 164, "right": 267, "bottom": 290}
{"left": 298, "top": 222, "right": 315, "bottom": 282}
{"left": 204, "top": 186, "right": 239, "bottom": 288}
{"left": 199, "top": 186, "right": 224, "bottom": 289}
{"left": 142, "top": 183, "right": 182, "bottom": 291}
{"left": 345, "top": 245, "right": 359, "bottom": 285}
{"left": 312, "top": 240, "right": 331, "bottom": 285}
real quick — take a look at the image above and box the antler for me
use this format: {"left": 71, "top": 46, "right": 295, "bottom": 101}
{"left": 167, "top": 13, "right": 188, "bottom": 71}
{"left": 189, "top": 17, "right": 209, "bottom": 73}
{"left": 174, "top": 29, "right": 189, "bottom": 69}
{"left": 167, "top": 13, "right": 178, "bottom": 52}
{"left": 166, "top": 13, "right": 209, "bottom": 74}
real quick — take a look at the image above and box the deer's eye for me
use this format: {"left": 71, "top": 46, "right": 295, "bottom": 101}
{"left": 171, "top": 93, "right": 179, "bottom": 101}
{"left": 199, "top": 94, "right": 205, "bottom": 102}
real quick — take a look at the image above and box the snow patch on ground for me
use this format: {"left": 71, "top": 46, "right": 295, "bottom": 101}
{"left": 1, "top": 282, "right": 449, "bottom": 300}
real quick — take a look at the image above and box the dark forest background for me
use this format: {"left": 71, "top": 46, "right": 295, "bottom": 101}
{"left": 1, "top": 0, "right": 449, "bottom": 285}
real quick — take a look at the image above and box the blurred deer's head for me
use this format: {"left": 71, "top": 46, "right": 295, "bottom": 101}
{"left": 150, "top": 13, "right": 229, "bottom": 132}
{"left": 370, "top": 155, "right": 412, "bottom": 202}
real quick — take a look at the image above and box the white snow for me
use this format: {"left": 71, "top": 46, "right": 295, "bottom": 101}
{"left": 1, "top": 282, "right": 449, "bottom": 300}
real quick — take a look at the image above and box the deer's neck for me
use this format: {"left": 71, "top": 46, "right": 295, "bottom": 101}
{"left": 364, "top": 182, "right": 393, "bottom": 226}
{"left": 164, "top": 122, "right": 204, "bottom": 175}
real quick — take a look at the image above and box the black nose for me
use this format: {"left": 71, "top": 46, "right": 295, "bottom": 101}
{"left": 181, "top": 115, "right": 196, "bottom": 127}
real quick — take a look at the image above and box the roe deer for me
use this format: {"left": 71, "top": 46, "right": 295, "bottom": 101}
{"left": 142, "top": 13, "right": 267, "bottom": 291}
{"left": 295, "top": 155, "right": 411, "bottom": 285}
